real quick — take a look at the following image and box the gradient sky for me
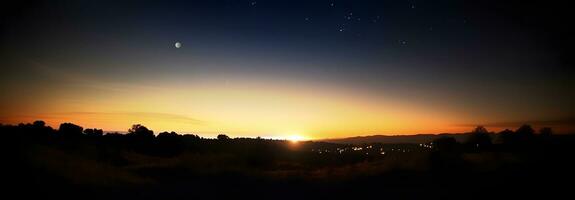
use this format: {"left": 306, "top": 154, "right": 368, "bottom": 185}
{"left": 1, "top": 0, "right": 574, "bottom": 139}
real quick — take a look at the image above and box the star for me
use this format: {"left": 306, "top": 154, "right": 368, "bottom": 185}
{"left": 338, "top": 23, "right": 346, "bottom": 32}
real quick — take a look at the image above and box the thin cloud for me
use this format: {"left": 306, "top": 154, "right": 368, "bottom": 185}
{"left": 52, "top": 112, "right": 205, "bottom": 125}
{"left": 26, "top": 60, "right": 167, "bottom": 93}
{"left": 0, "top": 112, "right": 205, "bottom": 126}
{"left": 455, "top": 117, "right": 575, "bottom": 128}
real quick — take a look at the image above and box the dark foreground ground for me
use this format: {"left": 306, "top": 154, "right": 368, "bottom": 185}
{"left": 2, "top": 122, "right": 575, "bottom": 199}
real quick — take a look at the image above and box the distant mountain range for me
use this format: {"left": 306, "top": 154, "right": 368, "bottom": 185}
{"left": 318, "top": 133, "right": 473, "bottom": 144}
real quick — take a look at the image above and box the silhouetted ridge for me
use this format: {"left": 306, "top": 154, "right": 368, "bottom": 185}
{"left": 1, "top": 121, "right": 574, "bottom": 199}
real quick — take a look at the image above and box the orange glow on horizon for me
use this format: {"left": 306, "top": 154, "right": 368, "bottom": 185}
{"left": 0, "top": 76, "right": 498, "bottom": 139}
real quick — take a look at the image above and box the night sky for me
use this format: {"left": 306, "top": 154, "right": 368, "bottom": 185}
{"left": 1, "top": 0, "right": 574, "bottom": 139}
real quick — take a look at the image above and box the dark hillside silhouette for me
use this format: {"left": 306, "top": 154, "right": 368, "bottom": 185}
{"left": 2, "top": 121, "right": 575, "bottom": 199}
{"left": 321, "top": 133, "right": 472, "bottom": 144}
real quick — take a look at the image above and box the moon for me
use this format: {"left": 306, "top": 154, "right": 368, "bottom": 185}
{"left": 175, "top": 42, "right": 182, "bottom": 48}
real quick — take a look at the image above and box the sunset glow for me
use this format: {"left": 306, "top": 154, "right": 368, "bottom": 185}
{"left": 1, "top": 1, "right": 574, "bottom": 139}
{"left": 3, "top": 1, "right": 574, "bottom": 198}
{"left": 0, "top": 74, "right": 475, "bottom": 139}
{"left": 286, "top": 134, "right": 307, "bottom": 143}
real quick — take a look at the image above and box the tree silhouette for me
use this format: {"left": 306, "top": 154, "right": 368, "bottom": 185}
{"left": 158, "top": 131, "right": 179, "bottom": 139}
{"left": 58, "top": 123, "right": 83, "bottom": 137}
{"left": 499, "top": 124, "right": 536, "bottom": 149}
{"left": 128, "top": 124, "right": 154, "bottom": 139}
{"left": 499, "top": 129, "right": 514, "bottom": 135}
{"left": 217, "top": 134, "right": 230, "bottom": 140}
{"left": 22, "top": 120, "right": 55, "bottom": 139}
{"left": 497, "top": 129, "right": 514, "bottom": 144}
{"left": 157, "top": 131, "right": 184, "bottom": 156}
{"left": 33, "top": 120, "right": 46, "bottom": 128}
{"left": 516, "top": 124, "right": 535, "bottom": 136}
{"left": 466, "top": 126, "right": 492, "bottom": 150}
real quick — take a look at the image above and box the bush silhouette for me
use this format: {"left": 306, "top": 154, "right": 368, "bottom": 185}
{"left": 466, "top": 126, "right": 492, "bottom": 150}
{"left": 33, "top": 120, "right": 46, "bottom": 128}
{"left": 157, "top": 131, "right": 179, "bottom": 139}
{"left": 127, "top": 124, "right": 154, "bottom": 139}
{"left": 516, "top": 124, "right": 535, "bottom": 136}
{"left": 58, "top": 123, "right": 83, "bottom": 137}
{"left": 217, "top": 134, "right": 230, "bottom": 140}
{"left": 498, "top": 125, "right": 537, "bottom": 149}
